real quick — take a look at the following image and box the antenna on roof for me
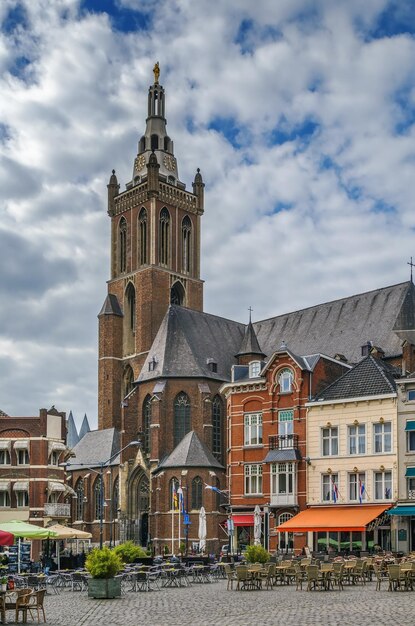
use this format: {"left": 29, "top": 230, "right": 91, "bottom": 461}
{"left": 408, "top": 257, "right": 415, "bottom": 283}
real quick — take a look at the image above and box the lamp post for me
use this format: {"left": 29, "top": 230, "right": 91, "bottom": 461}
{"left": 61, "top": 440, "right": 140, "bottom": 549}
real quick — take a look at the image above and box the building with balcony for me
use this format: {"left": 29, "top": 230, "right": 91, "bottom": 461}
{"left": 282, "top": 355, "right": 399, "bottom": 554}
{"left": 221, "top": 324, "right": 350, "bottom": 553}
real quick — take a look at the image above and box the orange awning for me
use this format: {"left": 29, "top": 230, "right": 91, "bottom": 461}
{"left": 276, "top": 505, "right": 390, "bottom": 532}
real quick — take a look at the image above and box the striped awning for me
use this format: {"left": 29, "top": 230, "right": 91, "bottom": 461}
{"left": 0, "top": 441, "right": 11, "bottom": 451}
{"left": 0, "top": 481, "right": 10, "bottom": 491}
{"left": 13, "top": 440, "right": 29, "bottom": 450}
{"left": 48, "top": 481, "right": 66, "bottom": 493}
{"left": 13, "top": 481, "right": 29, "bottom": 491}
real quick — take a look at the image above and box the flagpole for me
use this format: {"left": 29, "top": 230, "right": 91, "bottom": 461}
{"left": 171, "top": 482, "right": 174, "bottom": 555}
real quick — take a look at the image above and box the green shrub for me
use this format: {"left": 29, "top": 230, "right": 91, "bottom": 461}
{"left": 85, "top": 547, "right": 123, "bottom": 579}
{"left": 113, "top": 541, "right": 147, "bottom": 563}
{"left": 244, "top": 544, "right": 270, "bottom": 564}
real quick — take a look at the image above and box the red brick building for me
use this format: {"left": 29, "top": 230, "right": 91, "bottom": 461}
{"left": 221, "top": 330, "right": 350, "bottom": 554}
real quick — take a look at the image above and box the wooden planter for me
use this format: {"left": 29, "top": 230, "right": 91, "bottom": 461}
{"left": 87, "top": 577, "right": 121, "bottom": 599}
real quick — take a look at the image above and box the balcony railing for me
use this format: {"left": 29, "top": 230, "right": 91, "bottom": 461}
{"left": 408, "top": 490, "right": 415, "bottom": 500}
{"left": 270, "top": 493, "right": 298, "bottom": 506}
{"left": 44, "top": 503, "right": 71, "bottom": 518}
{"left": 269, "top": 434, "right": 299, "bottom": 450}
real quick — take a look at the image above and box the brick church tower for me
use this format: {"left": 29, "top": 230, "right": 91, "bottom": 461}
{"left": 98, "top": 64, "right": 205, "bottom": 430}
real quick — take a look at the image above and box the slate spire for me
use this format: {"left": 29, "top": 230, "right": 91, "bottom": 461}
{"left": 79, "top": 414, "right": 91, "bottom": 440}
{"left": 66, "top": 411, "right": 80, "bottom": 449}
{"left": 235, "top": 312, "right": 265, "bottom": 360}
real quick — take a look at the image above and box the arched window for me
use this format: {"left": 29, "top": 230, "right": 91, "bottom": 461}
{"left": 94, "top": 477, "right": 104, "bottom": 521}
{"left": 182, "top": 216, "right": 192, "bottom": 274}
{"left": 138, "top": 476, "right": 149, "bottom": 512}
{"left": 212, "top": 395, "right": 223, "bottom": 461}
{"left": 112, "top": 477, "right": 119, "bottom": 520}
{"left": 170, "top": 281, "right": 185, "bottom": 306}
{"left": 75, "top": 480, "right": 84, "bottom": 521}
{"left": 142, "top": 395, "right": 152, "bottom": 454}
{"left": 174, "top": 392, "right": 191, "bottom": 447}
{"left": 279, "top": 368, "right": 294, "bottom": 393}
{"left": 159, "top": 208, "right": 170, "bottom": 266}
{"left": 126, "top": 283, "right": 136, "bottom": 332}
{"left": 124, "top": 283, "right": 136, "bottom": 354}
{"left": 278, "top": 512, "right": 294, "bottom": 551}
{"left": 169, "top": 477, "right": 180, "bottom": 511}
{"left": 191, "top": 476, "right": 203, "bottom": 510}
{"left": 123, "top": 365, "right": 134, "bottom": 398}
{"left": 119, "top": 217, "right": 127, "bottom": 273}
{"left": 138, "top": 208, "right": 147, "bottom": 266}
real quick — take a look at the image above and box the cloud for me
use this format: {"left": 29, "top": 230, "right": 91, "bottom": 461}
{"left": 0, "top": 0, "right": 415, "bottom": 428}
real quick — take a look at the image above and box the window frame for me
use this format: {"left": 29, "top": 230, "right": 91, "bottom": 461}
{"left": 373, "top": 422, "right": 392, "bottom": 454}
{"left": 348, "top": 424, "right": 366, "bottom": 455}
{"left": 278, "top": 410, "right": 294, "bottom": 438}
{"left": 0, "top": 450, "right": 10, "bottom": 465}
{"left": 249, "top": 361, "right": 261, "bottom": 378}
{"left": 191, "top": 476, "right": 203, "bottom": 510}
{"left": 407, "top": 430, "right": 415, "bottom": 453}
{"left": 279, "top": 368, "right": 294, "bottom": 393}
{"left": 321, "top": 426, "right": 339, "bottom": 456}
{"left": 244, "top": 464, "right": 263, "bottom": 495}
{"left": 16, "top": 491, "right": 29, "bottom": 508}
{"left": 374, "top": 470, "right": 392, "bottom": 501}
{"left": 244, "top": 412, "right": 263, "bottom": 447}
{"left": 271, "top": 462, "right": 295, "bottom": 496}
{"left": 321, "top": 473, "right": 339, "bottom": 503}
{"left": 348, "top": 472, "right": 366, "bottom": 502}
{"left": 0, "top": 491, "right": 10, "bottom": 508}
{"left": 17, "top": 449, "right": 29, "bottom": 465}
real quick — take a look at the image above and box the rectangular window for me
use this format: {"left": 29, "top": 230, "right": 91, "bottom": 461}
{"left": 271, "top": 463, "right": 294, "bottom": 495}
{"left": 321, "top": 473, "right": 339, "bottom": 503}
{"left": 0, "top": 492, "right": 10, "bottom": 507}
{"left": 348, "top": 425, "right": 366, "bottom": 455}
{"left": 322, "top": 427, "right": 338, "bottom": 456}
{"left": 17, "top": 449, "right": 29, "bottom": 465}
{"left": 278, "top": 410, "right": 294, "bottom": 438}
{"left": 49, "top": 451, "right": 60, "bottom": 466}
{"left": 244, "top": 464, "right": 263, "bottom": 495}
{"left": 407, "top": 477, "right": 415, "bottom": 499}
{"left": 244, "top": 413, "right": 262, "bottom": 446}
{"left": 16, "top": 491, "right": 29, "bottom": 507}
{"left": 408, "top": 431, "right": 415, "bottom": 452}
{"left": 373, "top": 422, "right": 391, "bottom": 453}
{"left": 374, "top": 471, "right": 392, "bottom": 500}
{"left": 0, "top": 450, "right": 10, "bottom": 465}
{"left": 348, "top": 472, "right": 366, "bottom": 502}
{"left": 408, "top": 390, "right": 415, "bottom": 401}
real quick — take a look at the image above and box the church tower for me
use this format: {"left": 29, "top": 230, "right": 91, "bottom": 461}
{"left": 98, "top": 64, "right": 205, "bottom": 430}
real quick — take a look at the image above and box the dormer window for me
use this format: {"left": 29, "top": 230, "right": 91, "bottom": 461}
{"left": 249, "top": 361, "right": 261, "bottom": 378}
{"left": 279, "top": 368, "right": 293, "bottom": 393}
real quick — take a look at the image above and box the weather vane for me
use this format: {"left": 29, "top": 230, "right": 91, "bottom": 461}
{"left": 153, "top": 61, "right": 160, "bottom": 84}
{"left": 248, "top": 306, "right": 253, "bottom": 323}
{"left": 408, "top": 257, "right": 415, "bottom": 283}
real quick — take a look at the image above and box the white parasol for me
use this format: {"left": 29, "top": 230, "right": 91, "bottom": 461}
{"left": 198, "top": 506, "right": 207, "bottom": 553}
{"left": 254, "top": 505, "right": 262, "bottom": 545}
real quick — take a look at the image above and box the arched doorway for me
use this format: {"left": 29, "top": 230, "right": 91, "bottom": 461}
{"left": 127, "top": 470, "right": 150, "bottom": 546}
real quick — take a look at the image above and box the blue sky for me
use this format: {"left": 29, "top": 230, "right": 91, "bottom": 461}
{"left": 1, "top": 0, "right": 415, "bottom": 427}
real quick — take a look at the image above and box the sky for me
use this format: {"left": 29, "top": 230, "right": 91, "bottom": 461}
{"left": 1, "top": 0, "right": 415, "bottom": 429}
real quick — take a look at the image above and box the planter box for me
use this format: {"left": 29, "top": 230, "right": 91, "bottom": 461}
{"left": 87, "top": 577, "right": 121, "bottom": 599}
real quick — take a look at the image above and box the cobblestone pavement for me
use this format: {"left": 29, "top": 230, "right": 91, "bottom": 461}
{"left": 16, "top": 580, "right": 414, "bottom": 626}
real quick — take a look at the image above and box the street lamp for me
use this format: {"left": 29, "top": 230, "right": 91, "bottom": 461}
{"left": 61, "top": 440, "right": 140, "bottom": 549}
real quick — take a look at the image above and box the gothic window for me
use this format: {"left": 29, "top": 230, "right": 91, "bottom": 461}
{"left": 182, "top": 216, "right": 192, "bottom": 274}
{"left": 119, "top": 217, "right": 127, "bottom": 273}
{"left": 138, "top": 208, "right": 148, "bottom": 265}
{"left": 212, "top": 395, "right": 223, "bottom": 461}
{"left": 174, "top": 392, "right": 191, "bottom": 447}
{"left": 169, "top": 477, "right": 179, "bottom": 510}
{"left": 124, "top": 283, "right": 136, "bottom": 354}
{"left": 143, "top": 395, "right": 152, "bottom": 454}
{"left": 164, "top": 136, "right": 171, "bottom": 151}
{"left": 126, "top": 283, "right": 136, "bottom": 332}
{"left": 138, "top": 476, "right": 150, "bottom": 512}
{"left": 112, "top": 477, "right": 119, "bottom": 519}
{"left": 170, "top": 281, "right": 185, "bottom": 306}
{"left": 94, "top": 477, "right": 104, "bottom": 521}
{"left": 123, "top": 365, "right": 134, "bottom": 398}
{"left": 75, "top": 480, "right": 84, "bottom": 521}
{"left": 191, "top": 476, "right": 203, "bottom": 510}
{"left": 159, "top": 208, "right": 170, "bottom": 266}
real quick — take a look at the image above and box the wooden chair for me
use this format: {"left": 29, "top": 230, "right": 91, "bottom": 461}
{"left": 306, "top": 565, "right": 323, "bottom": 591}
{"left": 24, "top": 589, "right": 47, "bottom": 623}
{"left": 387, "top": 565, "right": 405, "bottom": 592}
{"left": 235, "top": 565, "right": 250, "bottom": 591}
{"left": 224, "top": 564, "right": 236, "bottom": 590}
{"left": 4, "top": 588, "right": 33, "bottom": 624}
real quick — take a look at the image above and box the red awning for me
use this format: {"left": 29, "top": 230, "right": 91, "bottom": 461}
{"left": 233, "top": 514, "right": 254, "bottom": 527}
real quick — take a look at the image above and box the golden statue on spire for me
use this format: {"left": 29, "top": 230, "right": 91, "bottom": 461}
{"left": 153, "top": 61, "right": 160, "bottom": 84}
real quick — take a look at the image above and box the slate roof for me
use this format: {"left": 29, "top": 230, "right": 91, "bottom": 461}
{"left": 235, "top": 321, "right": 265, "bottom": 358}
{"left": 0, "top": 410, "right": 9, "bottom": 417}
{"left": 78, "top": 414, "right": 91, "bottom": 440}
{"left": 137, "top": 305, "right": 245, "bottom": 383}
{"left": 154, "top": 431, "right": 224, "bottom": 474}
{"left": 67, "top": 428, "right": 120, "bottom": 470}
{"left": 264, "top": 449, "right": 302, "bottom": 463}
{"left": 66, "top": 411, "right": 79, "bottom": 449}
{"left": 314, "top": 355, "right": 399, "bottom": 402}
{"left": 254, "top": 281, "right": 415, "bottom": 363}
{"left": 98, "top": 293, "right": 123, "bottom": 317}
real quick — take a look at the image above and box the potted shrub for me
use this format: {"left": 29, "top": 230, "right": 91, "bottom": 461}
{"left": 85, "top": 547, "right": 123, "bottom": 599}
{"left": 244, "top": 544, "right": 270, "bottom": 565}
{"left": 113, "top": 541, "right": 147, "bottom": 564}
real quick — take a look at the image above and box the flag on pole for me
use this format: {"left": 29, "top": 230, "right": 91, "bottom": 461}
{"left": 172, "top": 481, "right": 179, "bottom": 510}
{"left": 178, "top": 485, "right": 185, "bottom": 515}
{"left": 331, "top": 477, "right": 339, "bottom": 503}
{"left": 359, "top": 479, "right": 365, "bottom": 504}
{"left": 204, "top": 483, "right": 228, "bottom": 496}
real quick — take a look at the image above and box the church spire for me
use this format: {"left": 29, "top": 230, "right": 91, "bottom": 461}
{"left": 235, "top": 311, "right": 265, "bottom": 361}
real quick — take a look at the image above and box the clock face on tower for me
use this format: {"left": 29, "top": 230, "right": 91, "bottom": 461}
{"left": 163, "top": 155, "right": 176, "bottom": 172}
{"left": 134, "top": 155, "right": 146, "bottom": 171}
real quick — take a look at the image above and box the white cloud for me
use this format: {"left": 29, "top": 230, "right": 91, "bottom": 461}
{"left": 0, "top": 0, "right": 415, "bottom": 428}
